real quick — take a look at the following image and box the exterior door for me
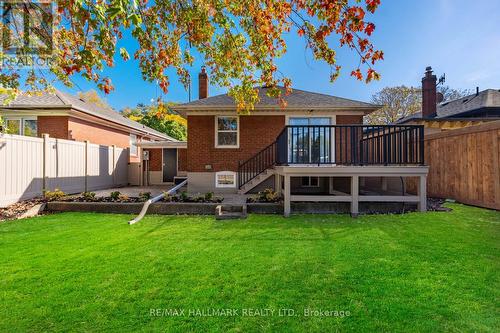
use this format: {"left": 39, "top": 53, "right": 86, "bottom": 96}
{"left": 289, "top": 117, "right": 331, "bottom": 163}
{"left": 162, "top": 149, "right": 177, "bottom": 182}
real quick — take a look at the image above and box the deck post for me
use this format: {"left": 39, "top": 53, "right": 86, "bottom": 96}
{"left": 284, "top": 174, "right": 291, "bottom": 217}
{"left": 275, "top": 174, "right": 282, "bottom": 194}
{"left": 351, "top": 175, "right": 359, "bottom": 217}
{"left": 418, "top": 175, "right": 427, "bottom": 212}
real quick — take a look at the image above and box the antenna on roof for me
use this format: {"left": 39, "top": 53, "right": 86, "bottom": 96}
{"left": 437, "top": 73, "right": 445, "bottom": 86}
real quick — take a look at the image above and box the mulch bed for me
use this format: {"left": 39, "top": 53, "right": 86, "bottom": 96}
{"left": 1, "top": 196, "right": 452, "bottom": 222}
{"left": 0, "top": 198, "right": 47, "bottom": 222}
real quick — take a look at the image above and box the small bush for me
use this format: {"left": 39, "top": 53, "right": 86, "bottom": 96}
{"left": 118, "top": 194, "right": 129, "bottom": 202}
{"left": 44, "top": 188, "right": 66, "bottom": 201}
{"left": 139, "top": 191, "right": 152, "bottom": 202}
{"left": 110, "top": 191, "right": 121, "bottom": 201}
{"left": 180, "top": 191, "right": 189, "bottom": 201}
{"left": 163, "top": 192, "right": 173, "bottom": 202}
{"left": 81, "top": 192, "right": 96, "bottom": 201}
{"left": 204, "top": 192, "right": 214, "bottom": 201}
{"left": 249, "top": 188, "right": 281, "bottom": 203}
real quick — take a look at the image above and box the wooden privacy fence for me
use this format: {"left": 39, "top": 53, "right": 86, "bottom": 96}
{"left": 423, "top": 121, "right": 500, "bottom": 210}
{"left": 0, "top": 133, "right": 129, "bottom": 207}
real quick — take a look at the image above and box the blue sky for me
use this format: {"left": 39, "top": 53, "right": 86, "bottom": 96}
{"left": 55, "top": 0, "right": 500, "bottom": 110}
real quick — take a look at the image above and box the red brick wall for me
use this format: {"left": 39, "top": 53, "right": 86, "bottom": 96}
{"left": 178, "top": 148, "right": 187, "bottom": 171}
{"left": 187, "top": 115, "right": 285, "bottom": 172}
{"left": 145, "top": 148, "right": 162, "bottom": 171}
{"left": 38, "top": 116, "right": 69, "bottom": 139}
{"left": 336, "top": 115, "right": 364, "bottom": 124}
{"left": 68, "top": 116, "right": 130, "bottom": 148}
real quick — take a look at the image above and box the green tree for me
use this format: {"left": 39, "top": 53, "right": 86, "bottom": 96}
{"left": 1, "top": 0, "right": 384, "bottom": 112}
{"left": 366, "top": 85, "right": 472, "bottom": 125}
{"left": 122, "top": 102, "right": 187, "bottom": 141}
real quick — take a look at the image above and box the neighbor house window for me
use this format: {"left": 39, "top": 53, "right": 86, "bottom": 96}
{"left": 215, "top": 116, "right": 238, "bottom": 148}
{"left": 215, "top": 171, "right": 237, "bottom": 188}
{"left": 301, "top": 176, "right": 319, "bottom": 187}
{"left": 4, "top": 117, "right": 37, "bottom": 137}
{"left": 130, "top": 134, "right": 138, "bottom": 156}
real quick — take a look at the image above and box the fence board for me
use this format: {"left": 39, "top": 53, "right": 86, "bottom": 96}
{"left": 0, "top": 134, "right": 129, "bottom": 207}
{"left": 422, "top": 121, "right": 500, "bottom": 210}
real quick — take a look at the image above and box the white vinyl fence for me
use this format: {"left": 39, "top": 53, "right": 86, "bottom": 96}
{"left": 0, "top": 133, "right": 129, "bottom": 207}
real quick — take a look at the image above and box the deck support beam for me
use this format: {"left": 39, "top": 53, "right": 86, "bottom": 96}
{"left": 418, "top": 175, "right": 427, "bottom": 212}
{"left": 351, "top": 175, "right": 359, "bottom": 217}
{"left": 283, "top": 174, "right": 290, "bottom": 217}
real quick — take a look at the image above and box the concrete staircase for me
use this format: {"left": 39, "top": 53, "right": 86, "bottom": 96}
{"left": 215, "top": 204, "right": 248, "bottom": 220}
{"left": 238, "top": 168, "right": 275, "bottom": 194}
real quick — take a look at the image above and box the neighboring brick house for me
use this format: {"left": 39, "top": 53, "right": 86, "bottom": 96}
{"left": 0, "top": 89, "right": 179, "bottom": 185}
{"left": 396, "top": 67, "right": 500, "bottom": 132}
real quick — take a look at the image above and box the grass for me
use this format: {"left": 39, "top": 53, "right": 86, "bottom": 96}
{"left": 0, "top": 204, "right": 498, "bottom": 332}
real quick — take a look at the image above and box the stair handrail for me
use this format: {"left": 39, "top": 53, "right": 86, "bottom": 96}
{"left": 238, "top": 141, "right": 277, "bottom": 189}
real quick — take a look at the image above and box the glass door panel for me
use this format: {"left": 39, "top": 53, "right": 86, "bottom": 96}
{"left": 289, "top": 117, "right": 331, "bottom": 163}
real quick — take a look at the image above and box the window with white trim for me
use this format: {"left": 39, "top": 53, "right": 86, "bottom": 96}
{"left": 215, "top": 116, "right": 238, "bottom": 148}
{"left": 130, "top": 134, "right": 138, "bottom": 156}
{"left": 3, "top": 117, "right": 37, "bottom": 137}
{"left": 301, "top": 176, "right": 319, "bottom": 187}
{"left": 215, "top": 171, "right": 237, "bottom": 188}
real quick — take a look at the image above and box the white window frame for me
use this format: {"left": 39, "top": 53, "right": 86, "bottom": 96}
{"left": 286, "top": 115, "right": 336, "bottom": 165}
{"left": 215, "top": 171, "right": 237, "bottom": 188}
{"left": 130, "top": 134, "right": 138, "bottom": 156}
{"left": 3, "top": 116, "right": 37, "bottom": 136}
{"left": 215, "top": 116, "right": 239, "bottom": 148}
{"left": 301, "top": 176, "right": 320, "bottom": 187}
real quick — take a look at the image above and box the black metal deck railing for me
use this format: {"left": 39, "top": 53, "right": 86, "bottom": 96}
{"left": 238, "top": 124, "right": 425, "bottom": 189}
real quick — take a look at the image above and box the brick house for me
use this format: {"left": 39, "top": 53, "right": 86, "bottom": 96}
{"left": 0, "top": 89, "right": 181, "bottom": 184}
{"left": 396, "top": 67, "right": 500, "bottom": 132}
{"left": 148, "top": 69, "right": 430, "bottom": 216}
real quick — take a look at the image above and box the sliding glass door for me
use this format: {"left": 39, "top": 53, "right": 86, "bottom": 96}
{"left": 288, "top": 117, "right": 331, "bottom": 164}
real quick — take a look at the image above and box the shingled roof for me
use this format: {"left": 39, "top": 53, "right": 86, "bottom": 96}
{"left": 172, "top": 86, "right": 381, "bottom": 112}
{"left": 397, "top": 89, "right": 500, "bottom": 123}
{"left": 0, "top": 90, "right": 175, "bottom": 141}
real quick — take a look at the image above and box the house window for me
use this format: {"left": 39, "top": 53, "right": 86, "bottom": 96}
{"left": 3, "top": 117, "right": 37, "bottom": 137}
{"left": 301, "top": 176, "right": 319, "bottom": 187}
{"left": 215, "top": 171, "right": 237, "bottom": 188}
{"left": 130, "top": 134, "right": 138, "bottom": 156}
{"left": 215, "top": 116, "right": 238, "bottom": 148}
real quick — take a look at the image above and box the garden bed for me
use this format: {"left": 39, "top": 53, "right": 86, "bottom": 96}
{"left": 47, "top": 201, "right": 220, "bottom": 215}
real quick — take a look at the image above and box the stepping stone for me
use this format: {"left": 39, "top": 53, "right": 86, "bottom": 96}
{"left": 215, "top": 205, "right": 247, "bottom": 220}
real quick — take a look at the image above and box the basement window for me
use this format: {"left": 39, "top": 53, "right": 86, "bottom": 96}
{"left": 215, "top": 171, "right": 236, "bottom": 188}
{"left": 301, "top": 176, "right": 319, "bottom": 187}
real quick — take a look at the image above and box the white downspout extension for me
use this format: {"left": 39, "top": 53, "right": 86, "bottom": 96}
{"left": 128, "top": 179, "right": 188, "bottom": 225}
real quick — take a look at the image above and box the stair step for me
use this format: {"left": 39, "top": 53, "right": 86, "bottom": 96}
{"left": 215, "top": 205, "right": 247, "bottom": 220}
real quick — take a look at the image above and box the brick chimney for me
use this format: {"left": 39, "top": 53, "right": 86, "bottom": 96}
{"left": 421, "top": 66, "right": 437, "bottom": 118}
{"left": 198, "top": 66, "right": 208, "bottom": 99}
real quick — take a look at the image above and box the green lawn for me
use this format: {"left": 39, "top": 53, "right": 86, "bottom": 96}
{"left": 0, "top": 204, "right": 498, "bottom": 332}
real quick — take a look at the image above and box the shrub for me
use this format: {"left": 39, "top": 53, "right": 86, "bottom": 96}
{"left": 253, "top": 188, "right": 281, "bottom": 203}
{"left": 110, "top": 191, "right": 121, "bottom": 201}
{"left": 81, "top": 192, "right": 96, "bottom": 201}
{"left": 204, "top": 192, "right": 214, "bottom": 201}
{"left": 44, "top": 188, "right": 66, "bottom": 201}
{"left": 139, "top": 191, "right": 152, "bottom": 202}
{"left": 163, "top": 192, "right": 172, "bottom": 202}
{"left": 118, "top": 194, "right": 129, "bottom": 202}
{"left": 180, "top": 191, "right": 189, "bottom": 202}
